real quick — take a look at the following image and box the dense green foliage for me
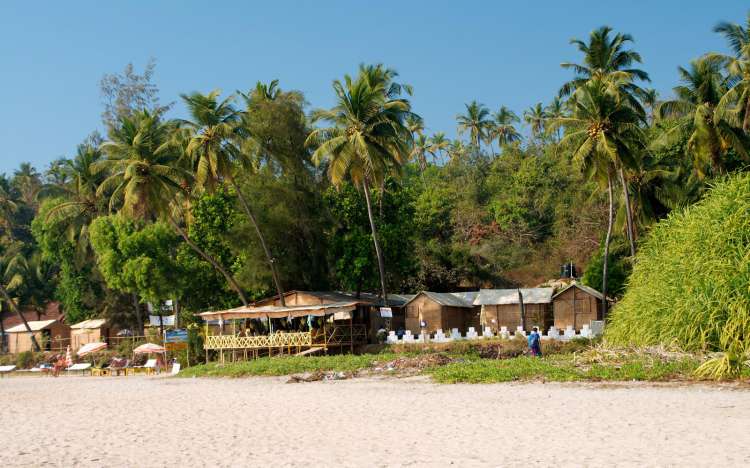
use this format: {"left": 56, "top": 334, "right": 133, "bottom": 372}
{"left": 606, "top": 174, "right": 750, "bottom": 355}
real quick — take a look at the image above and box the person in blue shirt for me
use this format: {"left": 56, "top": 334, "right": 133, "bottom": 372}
{"left": 527, "top": 327, "right": 542, "bottom": 357}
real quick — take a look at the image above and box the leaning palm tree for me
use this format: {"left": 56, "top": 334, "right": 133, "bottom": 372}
{"left": 306, "top": 71, "right": 414, "bottom": 302}
{"left": 0, "top": 244, "right": 41, "bottom": 351}
{"left": 655, "top": 56, "right": 748, "bottom": 177}
{"left": 550, "top": 78, "right": 644, "bottom": 314}
{"left": 712, "top": 11, "right": 750, "bottom": 132}
{"left": 491, "top": 106, "right": 521, "bottom": 151}
{"left": 96, "top": 109, "right": 250, "bottom": 305}
{"left": 559, "top": 25, "right": 650, "bottom": 100}
{"left": 524, "top": 103, "right": 547, "bottom": 141}
{"left": 456, "top": 101, "right": 491, "bottom": 152}
{"left": 178, "top": 90, "right": 287, "bottom": 305}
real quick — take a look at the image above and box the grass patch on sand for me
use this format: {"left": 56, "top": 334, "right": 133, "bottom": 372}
{"left": 179, "top": 353, "right": 400, "bottom": 378}
{"left": 429, "top": 348, "right": 703, "bottom": 383}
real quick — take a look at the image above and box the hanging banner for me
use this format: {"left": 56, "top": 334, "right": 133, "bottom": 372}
{"left": 379, "top": 307, "right": 393, "bottom": 318}
{"left": 149, "top": 315, "right": 175, "bottom": 326}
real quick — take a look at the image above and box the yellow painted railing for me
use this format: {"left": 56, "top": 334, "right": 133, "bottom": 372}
{"left": 204, "top": 332, "right": 312, "bottom": 350}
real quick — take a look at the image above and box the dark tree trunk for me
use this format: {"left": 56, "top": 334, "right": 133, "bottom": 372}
{"left": 602, "top": 173, "right": 614, "bottom": 319}
{"left": 517, "top": 289, "right": 526, "bottom": 331}
{"left": 0, "top": 284, "right": 40, "bottom": 352}
{"left": 226, "top": 175, "right": 286, "bottom": 307}
{"left": 618, "top": 166, "right": 636, "bottom": 257}
{"left": 132, "top": 294, "right": 143, "bottom": 336}
{"left": 362, "top": 178, "right": 388, "bottom": 303}
{"left": 167, "top": 215, "right": 248, "bottom": 306}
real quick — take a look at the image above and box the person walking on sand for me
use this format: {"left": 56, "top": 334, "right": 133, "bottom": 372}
{"left": 527, "top": 327, "right": 542, "bottom": 357}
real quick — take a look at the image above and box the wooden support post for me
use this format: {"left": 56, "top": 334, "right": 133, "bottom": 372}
{"left": 350, "top": 316, "right": 354, "bottom": 354}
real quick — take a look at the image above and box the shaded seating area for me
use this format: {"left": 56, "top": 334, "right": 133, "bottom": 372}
{"left": 198, "top": 302, "right": 368, "bottom": 362}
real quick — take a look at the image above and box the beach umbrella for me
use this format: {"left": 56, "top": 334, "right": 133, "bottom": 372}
{"left": 77, "top": 342, "right": 108, "bottom": 356}
{"left": 65, "top": 345, "right": 73, "bottom": 367}
{"left": 133, "top": 343, "right": 166, "bottom": 354}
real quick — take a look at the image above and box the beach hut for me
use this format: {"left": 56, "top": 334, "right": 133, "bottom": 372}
{"left": 474, "top": 288, "right": 554, "bottom": 333}
{"left": 403, "top": 292, "right": 476, "bottom": 335}
{"left": 552, "top": 282, "right": 606, "bottom": 331}
{"left": 70, "top": 319, "right": 118, "bottom": 350}
{"left": 5, "top": 319, "right": 70, "bottom": 353}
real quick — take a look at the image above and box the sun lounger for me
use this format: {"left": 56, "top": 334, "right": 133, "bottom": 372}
{"left": 0, "top": 365, "right": 16, "bottom": 377}
{"left": 66, "top": 363, "right": 92, "bottom": 375}
{"left": 129, "top": 359, "right": 158, "bottom": 375}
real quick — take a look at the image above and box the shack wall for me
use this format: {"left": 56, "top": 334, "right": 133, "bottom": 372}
{"left": 552, "top": 287, "right": 601, "bottom": 330}
{"left": 483, "top": 303, "right": 551, "bottom": 332}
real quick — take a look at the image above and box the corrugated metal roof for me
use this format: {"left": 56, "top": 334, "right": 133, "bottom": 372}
{"left": 6, "top": 319, "right": 58, "bottom": 333}
{"left": 450, "top": 291, "right": 480, "bottom": 304}
{"left": 552, "top": 282, "right": 605, "bottom": 301}
{"left": 474, "top": 288, "right": 554, "bottom": 305}
{"left": 70, "top": 319, "right": 107, "bottom": 329}
{"left": 405, "top": 291, "right": 474, "bottom": 308}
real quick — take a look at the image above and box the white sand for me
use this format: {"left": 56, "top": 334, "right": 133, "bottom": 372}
{"left": 1, "top": 376, "right": 749, "bottom": 467}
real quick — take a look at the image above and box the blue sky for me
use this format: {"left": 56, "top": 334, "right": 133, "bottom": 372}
{"left": 0, "top": 1, "right": 747, "bottom": 175}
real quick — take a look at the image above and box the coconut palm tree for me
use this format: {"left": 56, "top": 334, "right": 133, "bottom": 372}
{"left": 524, "top": 103, "right": 547, "bottom": 141}
{"left": 550, "top": 78, "right": 644, "bottom": 313}
{"left": 410, "top": 134, "right": 432, "bottom": 172}
{"left": 0, "top": 244, "right": 40, "bottom": 351}
{"left": 429, "top": 132, "right": 450, "bottom": 163}
{"left": 490, "top": 106, "right": 521, "bottom": 152}
{"left": 655, "top": 56, "right": 748, "bottom": 177}
{"left": 544, "top": 98, "right": 566, "bottom": 142}
{"left": 96, "top": 109, "right": 249, "bottom": 305}
{"left": 306, "top": 70, "right": 413, "bottom": 302}
{"left": 712, "top": 11, "right": 750, "bottom": 132}
{"left": 178, "top": 90, "right": 287, "bottom": 305}
{"left": 0, "top": 184, "right": 18, "bottom": 237}
{"left": 456, "top": 101, "right": 491, "bottom": 152}
{"left": 447, "top": 140, "right": 468, "bottom": 162}
{"left": 405, "top": 114, "right": 424, "bottom": 137}
{"left": 559, "top": 25, "right": 650, "bottom": 99}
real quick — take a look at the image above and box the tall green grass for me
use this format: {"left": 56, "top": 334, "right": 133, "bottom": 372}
{"left": 606, "top": 173, "right": 750, "bottom": 377}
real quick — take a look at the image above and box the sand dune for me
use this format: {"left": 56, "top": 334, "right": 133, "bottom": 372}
{"left": 1, "top": 376, "right": 749, "bottom": 467}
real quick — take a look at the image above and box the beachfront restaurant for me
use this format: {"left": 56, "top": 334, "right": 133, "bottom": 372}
{"left": 198, "top": 301, "right": 370, "bottom": 362}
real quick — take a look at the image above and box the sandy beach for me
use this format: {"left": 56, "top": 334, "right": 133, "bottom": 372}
{"left": 1, "top": 376, "right": 748, "bottom": 467}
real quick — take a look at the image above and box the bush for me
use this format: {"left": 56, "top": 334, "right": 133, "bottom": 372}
{"left": 606, "top": 174, "right": 750, "bottom": 376}
{"left": 16, "top": 351, "right": 35, "bottom": 369}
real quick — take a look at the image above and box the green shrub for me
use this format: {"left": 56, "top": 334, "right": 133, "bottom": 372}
{"left": 16, "top": 351, "right": 35, "bottom": 369}
{"left": 606, "top": 173, "right": 750, "bottom": 377}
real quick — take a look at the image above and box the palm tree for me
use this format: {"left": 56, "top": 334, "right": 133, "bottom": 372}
{"left": 712, "top": 11, "right": 750, "bottom": 132}
{"left": 655, "top": 56, "right": 748, "bottom": 177}
{"left": 0, "top": 244, "right": 40, "bottom": 351}
{"left": 306, "top": 70, "right": 414, "bottom": 302}
{"left": 12, "top": 163, "right": 43, "bottom": 210}
{"left": 456, "top": 101, "right": 491, "bottom": 152}
{"left": 44, "top": 144, "right": 107, "bottom": 262}
{"left": 490, "top": 106, "right": 521, "bottom": 151}
{"left": 0, "top": 183, "right": 18, "bottom": 237}
{"left": 410, "top": 134, "right": 432, "bottom": 172}
{"left": 544, "top": 98, "right": 566, "bottom": 141}
{"left": 559, "top": 26, "right": 650, "bottom": 99}
{"left": 524, "top": 103, "right": 546, "bottom": 140}
{"left": 447, "top": 140, "right": 468, "bottom": 162}
{"left": 550, "top": 78, "right": 644, "bottom": 313}
{"left": 96, "top": 109, "right": 249, "bottom": 305}
{"left": 429, "top": 132, "right": 450, "bottom": 163}
{"left": 178, "top": 90, "right": 287, "bottom": 305}
{"left": 405, "top": 114, "right": 424, "bottom": 137}
{"left": 642, "top": 88, "right": 659, "bottom": 124}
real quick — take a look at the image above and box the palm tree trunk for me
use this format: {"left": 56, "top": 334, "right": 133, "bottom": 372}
{"left": 618, "top": 166, "right": 636, "bottom": 256}
{"left": 0, "top": 283, "right": 40, "bottom": 352}
{"left": 362, "top": 177, "right": 388, "bottom": 303}
{"left": 167, "top": 215, "right": 249, "bottom": 306}
{"left": 602, "top": 173, "right": 614, "bottom": 319}
{"left": 226, "top": 175, "right": 286, "bottom": 307}
{"left": 132, "top": 293, "right": 143, "bottom": 336}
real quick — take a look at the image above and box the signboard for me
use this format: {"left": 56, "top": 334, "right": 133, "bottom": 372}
{"left": 165, "top": 342, "right": 187, "bottom": 351}
{"left": 149, "top": 315, "right": 175, "bottom": 326}
{"left": 164, "top": 329, "right": 188, "bottom": 343}
{"left": 379, "top": 307, "right": 393, "bottom": 318}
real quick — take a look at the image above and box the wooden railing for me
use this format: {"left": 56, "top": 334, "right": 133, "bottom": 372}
{"left": 203, "top": 325, "right": 368, "bottom": 351}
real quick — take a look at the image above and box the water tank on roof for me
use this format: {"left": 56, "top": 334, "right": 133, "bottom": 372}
{"left": 560, "top": 262, "right": 577, "bottom": 279}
